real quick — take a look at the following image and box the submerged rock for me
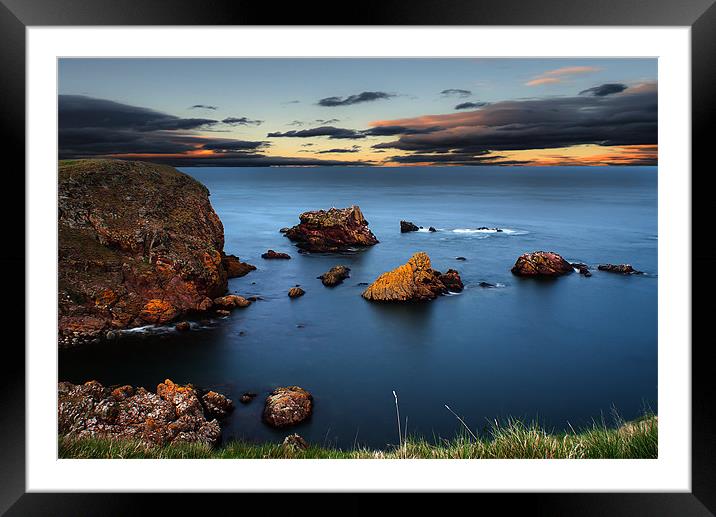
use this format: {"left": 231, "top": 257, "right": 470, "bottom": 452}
{"left": 58, "top": 159, "right": 235, "bottom": 347}
{"left": 361, "top": 252, "right": 460, "bottom": 302}
{"left": 428, "top": 226, "right": 437, "bottom": 232}
{"left": 263, "top": 386, "right": 313, "bottom": 428}
{"left": 284, "top": 205, "right": 379, "bottom": 252}
{"left": 598, "top": 264, "right": 643, "bottom": 274}
{"left": 222, "top": 254, "right": 256, "bottom": 278}
{"left": 400, "top": 220, "right": 420, "bottom": 233}
{"left": 571, "top": 262, "right": 592, "bottom": 277}
{"left": 456, "top": 256, "right": 467, "bottom": 261}
{"left": 262, "top": 249, "right": 291, "bottom": 259}
{"left": 478, "top": 281, "right": 496, "bottom": 288}
{"left": 288, "top": 287, "right": 305, "bottom": 298}
{"left": 511, "top": 251, "right": 574, "bottom": 277}
{"left": 318, "top": 265, "right": 351, "bottom": 287}
{"left": 58, "top": 379, "right": 231, "bottom": 446}
{"left": 240, "top": 392, "right": 257, "bottom": 404}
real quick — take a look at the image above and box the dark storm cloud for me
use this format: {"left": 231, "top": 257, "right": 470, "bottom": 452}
{"left": 579, "top": 83, "right": 628, "bottom": 97}
{"left": 441, "top": 89, "right": 472, "bottom": 97}
{"left": 222, "top": 116, "right": 263, "bottom": 126}
{"left": 316, "top": 146, "right": 361, "bottom": 154}
{"left": 189, "top": 104, "right": 218, "bottom": 110}
{"left": 385, "top": 152, "right": 525, "bottom": 165}
{"left": 371, "top": 83, "right": 657, "bottom": 155}
{"left": 60, "top": 95, "right": 218, "bottom": 132}
{"left": 317, "top": 91, "right": 395, "bottom": 107}
{"left": 362, "top": 125, "right": 444, "bottom": 136}
{"left": 58, "top": 95, "right": 271, "bottom": 159}
{"left": 454, "top": 102, "right": 488, "bottom": 110}
{"left": 267, "top": 126, "right": 366, "bottom": 139}
{"left": 133, "top": 153, "right": 372, "bottom": 167}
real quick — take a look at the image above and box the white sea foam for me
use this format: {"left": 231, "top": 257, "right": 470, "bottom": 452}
{"left": 451, "top": 228, "right": 522, "bottom": 235}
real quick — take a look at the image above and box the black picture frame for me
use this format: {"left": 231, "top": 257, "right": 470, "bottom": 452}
{"left": 2, "top": 0, "right": 712, "bottom": 514}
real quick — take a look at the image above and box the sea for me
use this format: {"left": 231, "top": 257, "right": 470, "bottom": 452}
{"left": 59, "top": 166, "right": 658, "bottom": 449}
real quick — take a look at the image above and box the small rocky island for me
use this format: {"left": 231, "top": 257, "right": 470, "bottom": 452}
{"left": 58, "top": 159, "right": 246, "bottom": 347}
{"left": 511, "top": 251, "right": 574, "bottom": 277}
{"left": 362, "top": 252, "right": 463, "bottom": 302}
{"left": 284, "top": 205, "right": 379, "bottom": 252}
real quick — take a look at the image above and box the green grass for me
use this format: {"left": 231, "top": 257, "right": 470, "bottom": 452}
{"left": 58, "top": 414, "right": 657, "bottom": 459}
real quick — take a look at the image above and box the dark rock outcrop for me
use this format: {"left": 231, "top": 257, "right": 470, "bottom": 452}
{"left": 262, "top": 249, "right": 291, "bottom": 259}
{"left": 239, "top": 392, "right": 257, "bottom": 404}
{"left": 222, "top": 254, "right": 256, "bottom": 278}
{"left": 284, "top": 205, "right": 379, "bottom": 252}
{"left": 598, "top": 264, "right": 643, "bottom": 274}
{"left": 511, "top": 251, "right": 574, "bottom": 277}
{"left": 175, "top": 321, "right": 191, "bottom": 332}
{"left": 58, "top": 159, "right": 233, "bottom": 347}
{"left": 58, "top": 379, "right": 232, "bottom": 446}
{"left": 318, "top": 265, "right": 351, "bottom": 287}
{"left": 428, "top": 226, "right": 437, "bottom": 232}
{"left": 438, "top": 269, "right": 464, "bottom": 292}
{"left": 263, "top": 386, "right": 313, "bottom": 428}
{"left": 571, "top": 262, "right": 592, "bottom": 277}
{"left": 362, "top": 252, "right": 461, "bottom": 302}
{"left": 400, "top": 220, "right": 419, "bottom": 233}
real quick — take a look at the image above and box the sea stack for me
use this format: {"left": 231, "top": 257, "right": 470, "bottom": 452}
{"left": 58, "top": 159, "right": 234, "bottom": 347}
{"left": 284, "top": 205, "right": 379, "bottom": 252}
{"left": 511, "top": 251, "right": 573, "bottom": 277}
{"left": 362, "top": 252, "right": 462, "bottom": 302}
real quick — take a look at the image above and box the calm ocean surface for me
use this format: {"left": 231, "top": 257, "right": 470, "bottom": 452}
{"left": 59, "top": 166, "right": 658, "bottom": 449}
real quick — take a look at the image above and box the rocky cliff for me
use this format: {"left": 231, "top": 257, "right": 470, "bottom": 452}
{"left": 58, "top": 159, "right": 232, "bottom": 346}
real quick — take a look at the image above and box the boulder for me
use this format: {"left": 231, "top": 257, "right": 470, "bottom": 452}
{"left": 58, "top": 379, "right": 227, "bottom": 446}
{"left": 511, "top": 251, "right": 574, "bottom": 277}
{"left": 284, "top": 205, "right": 379, "bottom": 252}
{"left": 400, "top": 220, "right": 419, "bottom": 233}
{"left": 288, "top": 287, "right": 305, "bottom": 298}
{"left": 439, "top": 269, "right": 464, "bottom": 292}
{"left": 282, "top": 433, "right": 309, "bottom": 451}
{"left": 318, "top": 265, "right": 351, "bottom": 287}
{"left": 428, "top": 227, "right": 437, "bottom": 232}
{"left": 222, "top": 254, "right": 256, "bottom": 278}
{"left": 598, "top": 264, "right": 643, "bottom": 274}
{"left": 201, "top": 390, "right": 234, "bottom": 419}
{"left": 261, "top": 249, "right": 291, "bottom": 259}
{"left": 263, "top": 386, "right": 313, "bottom": 428}
{"left": 175, "top": 321, "right": 191, "bottom": 332}
{"left": 213, "top": 294, "right": 251, "bottom": 309}
{"left": 361, "top": 252, "right": 459, "bottom": 302}
{"left": 58, "top": 159, "right": 236, "bottom": 347}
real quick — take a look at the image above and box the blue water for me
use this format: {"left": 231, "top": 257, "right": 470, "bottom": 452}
{"left": 59, "top": 166, "right": 658, "bottom": 449}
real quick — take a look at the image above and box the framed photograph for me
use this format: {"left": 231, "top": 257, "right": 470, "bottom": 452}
{"left": 3, "top": 0, "right": 712, "bottom": 513}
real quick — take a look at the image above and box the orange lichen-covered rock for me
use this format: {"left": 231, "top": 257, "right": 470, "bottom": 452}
{"left": 263, "top": 386, "right": 313, "bottom": 428}
{"left": 213, "top": 294, "right": 251, "bottom": 309}
{"left": 284, "top": 205, "right": 379, "bottom": 252}
{"left": 511, "top": 251, "right": 574, "bottom": 277}
{"left": 58, "top": 159, "right": 242, "bottom": 347}
{"left": 58, "top": 379, "right": 228, "bottom": 447}
{"left": 139, "top": 299, "right": 179, "bottom": 324}
{"left": 362, "top": 252, "right": 452, "bottom": 302}
{"left": 288, "top": 287, "right": 305, "bottom": 298}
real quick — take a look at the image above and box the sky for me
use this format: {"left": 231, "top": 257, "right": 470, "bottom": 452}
{"left": 58, "top": 58, "right": 657, "bottom": 167}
